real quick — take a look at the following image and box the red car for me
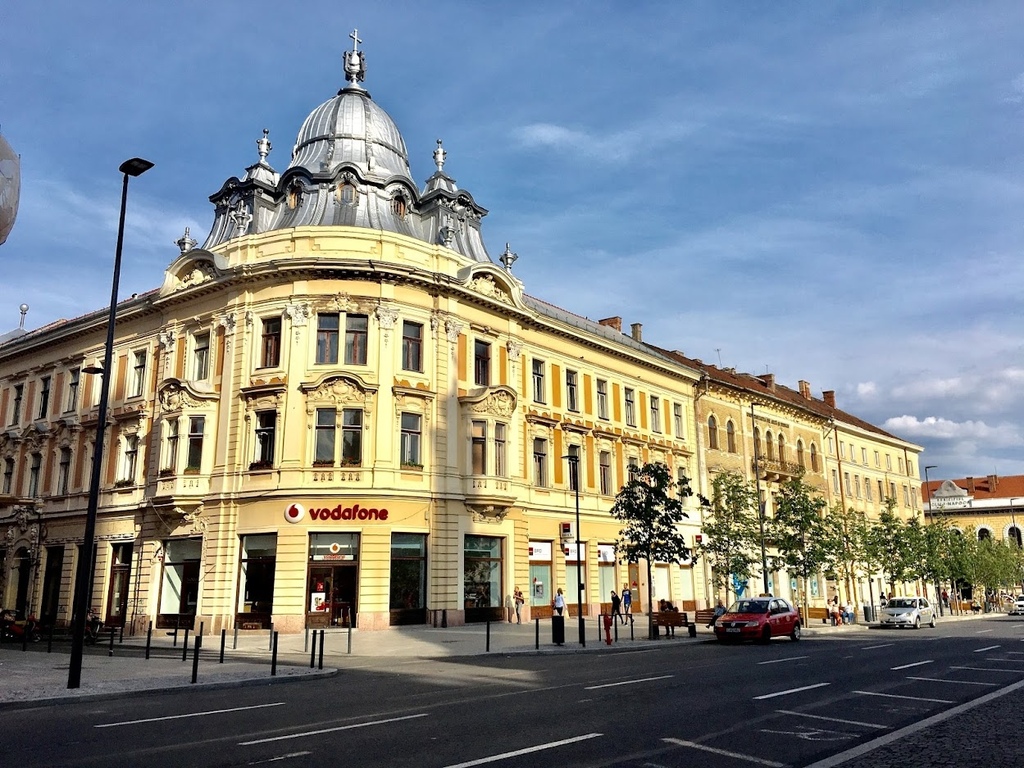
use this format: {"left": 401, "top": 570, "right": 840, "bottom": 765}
{"left": 714, "top": 597, "right": 801, "bottom": 643}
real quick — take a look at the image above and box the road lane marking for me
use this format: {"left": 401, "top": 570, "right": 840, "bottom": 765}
{"left": 890, "top": 660, "right": 933, "bottom": 670}
{"left": 906, "top": 676, "right": 998, "bottom": 686}
{"left": 853, "top": 690, "right": 952, "bottom": 704}
{"left": 775, "top": 709, "right": 889, "bottom": 729}
{"left": 804, "top": 679, "right": 1024, "bottom": 768}
{"left": 860, "top": 643, "right": 894, "bottom": 650}
{"left": 758, "top": 655, "right": 808, "bottom": 665}
{"left": 97, "top": 702, "right": 286, "bottom": 728}
{"left": 662, "top": 737, "right": 786, "bottom": 767}
{"left": 976, "top": 629, "right": 994, "bottom": 634}
{"left": 248, "top": 753, "right": 311, "bottom": 765}
{"left": 239, "top": 713, "right": 428, "bottom": 745}
{"left": 753, "top": 682, "right": 830, "bottom": 700}
{"left": 441, "top": 733, "right": 602, "bottom": 768}
{"left": 584, "top": 674, "right": 673, "bottom": 690}
{"left": 950, "top": 665, "right": 1024, "bottom": 673}
{"left": 974, "top": 645, "right": 1001, "bottom": 652}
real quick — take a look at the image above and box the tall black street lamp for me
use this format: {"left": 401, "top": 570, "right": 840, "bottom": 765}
{"left": 564, "top": 453, "right": 585, "bottom": 647}
{"left": 751, "top": 404, "right": 769, "bottom": 595}
{"left": 67, "top": 158, "right": 153, "bottom": 689}
{"left": 923, "top": 465, "right": 938, "bottom": 614}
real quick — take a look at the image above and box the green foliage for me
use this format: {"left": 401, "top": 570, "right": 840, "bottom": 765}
{"left": 864, "top": 498, "right": 917, "bottom": 592}
{"left": 610, "top": 461, "right": 691, "bottom": 566}
{"left": 768, "top": 476, "right": 828, "bottom": 581}
{"left": 696, "top": 471, "right": 762, "bottom": 596}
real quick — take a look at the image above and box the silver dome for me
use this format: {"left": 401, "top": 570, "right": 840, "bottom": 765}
{"left": 290, "top": 87, "right": 412, "bottom": 182}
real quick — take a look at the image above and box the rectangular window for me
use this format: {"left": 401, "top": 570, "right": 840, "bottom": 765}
{"left": 2, "top": 457, "right": 13, "bottom": 494}
{"left": 898, "top": 457, "right": 905, "bottom": 474}
{"left": 390, "top": 533, "right": 427, "bottom": 612}
{"left": 839, "top": 441, "right": 845, "bottom": 459}
{"left": 596, "top": 380, "right": 608, "bottom": 420}
{"left": 345, "top": 314, "right": 368, "bottom": 365}
{"left": 878, "top": 479, "right": 884, "bottom": 500}
{"left": 885, "top": 454, "right": 892, "bottom": 471}
{"left": 854, "top": 475, "right": 861, "bottom": 499}
{"left": 164, "top": 417, "right": 180, "bottom": 473}
{"left": 673, "top": 403, "right": 683, "bottom": 437}
{"left": 903, "top": 485, "right": 910, "bottom": 506}
{"left": 38, "top": 376, "right": 51, "bottom": 419}
{"left": 238, "top": 534, "right": 277, "bottom": 625}
{"left": 627, "top": 456, "right": 639, "bottom": 479}
{"left": 402, "top": 321, "right": 423, "bottom": 372}
{"left": 471, "top": 421, "right": 487, "bottom": 474}
{"left": 193, "top": 332, "right": 210, "bottom": 380}
{"left": 58, "top": 447, "right": 71, "bottom": 495}
{"left": 11, "top": 383, "right": 23, "bottom": 425}
{"left": 599, "top": 451, "right": 611, "bottom": 495}
{"left": 566, "top": 370, "right": 578, "bottom": 412}
{"left": 342, "top": 408, "right": 363, "bottom": 466}
{"left": 832, "top": 469, "right": 839, "bottom": 494}
{"left": 889, "top": 481, "right": 897, "bottom": 499}
{"left": 66, "top": 369, "right": 80, "bottom": 412}
{"left": 650, "top": 396, "right": 661, "bottom": 433}
{"left": 255, "top": 411, "right": 277, "bottom": 466}
{"left": 865, "top": 480, "right": 873, "bottom": 501}
{"left": 844, "top": 472, "right": 851, "bottom": 494}
{"left": 861, "top": 447, "right": 868, "bottom": 465}
{"left": 624, "top": 388, "right": 636, "bottom": 427}
{"left": 533, "top": 438, "right": 548, "bottom": 487}
{"left": 400, "top": 413, "right": 422, "bottom": 466}
{"left": 316, "top": 313, "right": 339, "bottom": 364}
{"left": 261, "top": 318, "right": 281, "bottom": 368}
{"left": 28, "top": 453, "right": 41, "bottom": 497}
{"left": 464, "top": 535, "right": 502, "bottom": 611}
{"left": 186, "top": 416, "right": 204, "bottom": 471}
{"left": 494, "top": 423, "right": 507, "bottom": 478}
{"left": 567, "top": 444, "right": 580, "bottom": 492}
{"left": 122, "top": 434, "right": 139, "bottom": 483}
{"left": 474, "top": 341, "right": 491, "bottom": 386}
{"left": 532, "top": 359, "right": 545, "bottom": 403}
{"left": 131, "top": 351, "right": 147, "bottom": 397}
{"left": 677, "top": 467, "right": 688, "bottom": 502}
{"left": 315, "top": 408, "right": 336, "bottom": 465}
{"left": 874, "top": 450, "right": 880, "bottom": 467}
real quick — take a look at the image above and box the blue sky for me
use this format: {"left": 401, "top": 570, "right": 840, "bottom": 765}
{"left": 1, "top": 2, "right": 1023, "bottom": 482}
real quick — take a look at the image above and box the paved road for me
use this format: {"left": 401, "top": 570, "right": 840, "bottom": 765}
{"left": 2, "top": 615, "right": 1022, "bottom": 767}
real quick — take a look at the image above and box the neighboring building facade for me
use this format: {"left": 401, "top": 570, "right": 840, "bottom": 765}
{"left": 0, "top": 40, "right": 706, "bottom": 634}
{"left": 924, "top": 474, "right": 1024, "bottom": 546}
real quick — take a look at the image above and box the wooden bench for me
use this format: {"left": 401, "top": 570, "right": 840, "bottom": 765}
{"left": 651, "top": 611, "right": 688, "bottom": 637}
{"left": 695, "top": 609, "right": 717, "bottom": 627}
{"left": 799, "top": 606, "right": 830, "bottom": 623}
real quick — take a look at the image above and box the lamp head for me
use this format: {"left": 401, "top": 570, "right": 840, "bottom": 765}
{"left": 82, "top": 365, "right": 104, "bottom": 376}
{"left": 119, "top": 158, "right": 154, "bottom": 177}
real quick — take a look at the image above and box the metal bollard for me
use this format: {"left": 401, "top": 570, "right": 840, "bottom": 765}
{"left": 441, "top": 608, "right": 447, "bottom": 628}
{"left": 630, "top": 617, "right": 634, "bottom": 641}
{"left": 191, "top": 634, "right": 202, "bottom": 684}
{"left": 145, "top": 621, "right": 152, "bottom": 660}
{"left": 597, "top": 614, "right": 602, "bottom": 644}
{"left": 535, "top": 617, "right": 540, "bottom": 650}
{"left": 220, "top": 629, "right": 226, "bottom": 664}
{"left": 233, "top": 625, "right": 238, "bottom": 650}
{"left": 614, "top": 618, "right": 619, "bottom": 643}
{"left": 108, "top": 626, "right": 115, "bottom": 657}
{"left": 270, "top": 631, "right": 279, "bottom": 677}
{"left": 318, "top": 628, "right": 325, "bottom": 670}
{"left": 310, "top": 629, "right": 317, "bottom": 668}
{"left": 182, "top": 627, "right": 190, "bottom": 661}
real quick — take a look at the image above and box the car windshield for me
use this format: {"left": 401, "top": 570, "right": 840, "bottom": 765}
{"left": 887, "top": 598, "right": 916, "bottom": 609}
{"left": 729, "top": 600, "right": 770, "bottom": 614}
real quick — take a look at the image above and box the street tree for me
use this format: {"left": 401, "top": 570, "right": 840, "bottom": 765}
{"left": 865, "top": 499, "right": 916, "bottom": 595}
{"left": 821, "top": 504, "right": 871, "bottom": 611}
{"left": 610, "top": 461, "right": 691, "bottom": 639}
{"left": 696, "top": 471, "right": 761, "bottom": 604}
{"left": 768, "top": 475, "right": 828, "bottom": 621}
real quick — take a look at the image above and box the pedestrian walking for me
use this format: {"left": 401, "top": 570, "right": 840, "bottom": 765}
{"left": 610, "top": 589, "right": 622, "bottom": 624}
{"left": 513, "top": 586, "right": 524, "bottom": 624}
{"left": 553, "top": 588, "right": 566, "bottom": 616}
{"left": 622, "top": 583, "right": 633, "bottom": 622}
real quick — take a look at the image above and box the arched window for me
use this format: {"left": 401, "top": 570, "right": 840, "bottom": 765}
{"left": 337, "top": 182, "right": 358, "bottom": 205}
{"left": 810, "top": 443, "right": 818, "bottom": 472}
{"left": 797, "top": 440, "right": 805, "bottom": 468}
{"left": 391, "top": 194, "right": 408, "bottom": 218}
{"left": 753, "top": 427, "right": 761, "bottom": 459}
{"left": 978, "top": 528, "right": 991, "bottom": 541}
{"left": 777, "top": 434, "right": 785, "bottom": 462}
{"left": 707, "top": 415, "right": 719, "bottom": 450}
{"left": 765, "top": 431, "right": 775, "bottom": 460}
{"left": 287, "top": 182, "right": 302, "bottom": 210}
{"left": 726, "top": 420, "right": 736, "bottom": 453}
{"left": 1008, "top": 526, "right": 1023, "bottom": 548}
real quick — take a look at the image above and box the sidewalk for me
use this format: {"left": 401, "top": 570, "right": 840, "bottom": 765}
{"left": 0, "top": 608, "right": 993, "bottom": 709}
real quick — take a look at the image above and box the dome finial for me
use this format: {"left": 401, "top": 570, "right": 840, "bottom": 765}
{"left": 344, "top": 29, "right": 366, "bottom": 87}
{"left": 256, "top": 129, "right": 272, "bottom": 164}
{"left": 176, "top": 227, "right": 197, "bottom": 254}
{"left": 499, "top": 243, "right": 518, "bottom": 272}
{"left": 433, "top": 139, "right": 447, "bottom": 173}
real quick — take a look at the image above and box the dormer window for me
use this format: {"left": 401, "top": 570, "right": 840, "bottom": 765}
{"left": 287, "top": 182, "right": 303, "bottom": 210}
{"left": 391, "top": 194, "right": 407, "bottom": 218}
{"left": 337, "top": 182, "right": 358, "bottom": 205}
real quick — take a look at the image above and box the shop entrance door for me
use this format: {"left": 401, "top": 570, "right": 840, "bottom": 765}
{"left": 307, "top": 565, "right": 357, "bottom": 628}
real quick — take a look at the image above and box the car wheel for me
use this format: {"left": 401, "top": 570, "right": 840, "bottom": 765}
{"left": 790, "top": 622, "right": 801, "bottom": 642}
{"left": 913, "top": 617, "right": 921, "bottom": 630}
{"left": 760, "top": 626, "right": 772, "bottom": 644}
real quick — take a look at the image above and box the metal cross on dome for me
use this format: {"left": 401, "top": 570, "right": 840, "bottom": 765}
{"left": 344, "top": 28, "right": 366, "bottom": 84}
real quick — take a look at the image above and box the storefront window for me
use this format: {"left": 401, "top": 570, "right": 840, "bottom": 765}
{"left": 307, "top": 533, "right": 359, "bottom": 628}
{"left": 598, "top": 544, "right": 616, "bottom": 610}
{"left": 237, "top": 534, "right": 276, "bottom": 629}
{"left": 390, "top": 533, "right": 427, "bottom": 625}
{"left": 158, "top": 537, "right": 202, "bottom": 629}
{"left": 40, "top": 546, "right": 64, "bottom": 626}
{"left": 528, "top": 541, "right": 552, "bottom": 618}
{"left": 106, "top": 543, "right": 133, "bottom": 626}
{"left": 464, "top": 535, "right": 503, "bottom": 622}
{"left": 564, "top": 540, "right": 585, "bottom": 617}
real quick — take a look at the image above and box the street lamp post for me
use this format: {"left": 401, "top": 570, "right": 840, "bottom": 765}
{"left": 67, "top": 158, "right": 153, "bottom": 689}
{"left": 1010, "top": 498, "right": 1023, "bottom": 594}
{"left": 751, "top": 404, "right": 769, "bottom": 595}
{"left": 923, "top": 465, "right": 939, "bottom": 614}
{"left": 564, "top": 454, "right": 585, "bottom": 647}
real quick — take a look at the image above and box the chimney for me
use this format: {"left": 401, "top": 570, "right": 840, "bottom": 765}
{"left": 966, "top": 477, "right": 975, "bottom": 493}
{"left": 798, "top": 380, "right": 811, "bottom": 399}
{"left": 598, "top": 316, "right": 622, "bottom": 332}
{"left": 987, "top": 474, "right": 998, "bottom": 490}
{"left": 822, "top": 390, "right": 836, "bottom": 408}
{"left": 630, "top": 322, "right": 643, "bottom": 342}
{"left": 759, "top": 373, "right": 776, "bottom": 391}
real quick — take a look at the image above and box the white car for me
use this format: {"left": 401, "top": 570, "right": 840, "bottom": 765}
{"left": 880, "top": 597, "right": 936, "bottom": 629}
{"left": 1010, "top": 595, "right": 1024, "bottom": 616}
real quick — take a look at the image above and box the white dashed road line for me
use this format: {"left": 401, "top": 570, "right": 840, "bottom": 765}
{"left": 753, "top": 682, "right": 830, "bottom": 700}
{"left": 775, "top": 709, "right": 890, "bottom": 729}
{"left": 859, "top": 643, "right": 894, "bottom": 651}
{"left": 584, "top": 675, "right": 673, "bottom": 690}
{"left": 758, "top": 656, "right": 809, "bottom": 665}
{"left": 663, "top": 738, "right": 786, "bottom": 767}
{"left": 890, "top": 660, "right": 933, "bottom": 670}
{"left": 950, "top": 665, "right": 1024, "bottom": 673}
{"left": 239, "top": 713, "right": 429, "bottom": 746}
{"left": 98, "top": 702, "right": 286, "bottom": 728}
{"left": 974, "top": 645, "right": 1000, "bottom": 652}
{"left": 853, "top": 690, "right": 953, "bottom": 704}
{"left": 441, "top": 734, "right": 603, "bottom": 768}
{"left": 906, "top": 676, "right": 998, "bottom": 686}
{"left": 975, "top": 629, "right": 994, "bottom": 634}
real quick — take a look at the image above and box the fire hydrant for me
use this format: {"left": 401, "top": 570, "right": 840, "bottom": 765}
{"left": 603, "top": 614, "right": 613, "bottom": 645}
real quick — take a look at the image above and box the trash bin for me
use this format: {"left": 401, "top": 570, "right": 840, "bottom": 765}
{"left": 863, "top": 605, "right": 875, "bottom": 623}
{"left": 552, "top": 614, "right": 565, "bottom": 646}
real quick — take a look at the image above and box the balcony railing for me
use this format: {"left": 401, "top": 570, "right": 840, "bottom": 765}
{"left": 753, "top": 457, "right": 805, "bottom": 479}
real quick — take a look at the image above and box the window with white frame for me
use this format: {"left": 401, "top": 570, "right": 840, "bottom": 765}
{"left": 315, "top": 408, "right": 336, "bottom": 465}
{"left": 566, "top": 370, "right": 578, "bottom": 412}
{"left": 38, "top": 376, "right": 51, "bottom": 419}
{"left": 673, "top": 403, "right": 683, "bottom": 437}
{"left": 865, "top": 479, "right": 873, "bottom": 501}
{"left": 345, "top": 314, "right": 368, "bottom": 365}
{"left": 192, "top": 332, "right": 210, "bottom": 381}
{"left": 131, "top": 351, "right": 147, "bottom": 397}
{"left": 599, "top": 451, "right": 611, "bottom": 495}
{"left": 342, "top": 409, "right": 363, "bottom": 466}
{"left": 121, "top": 434, "right": 139, "bottom": 483}
{"left": 533, "top": 437, "right": 548, "bottom": 487}
{"left": 28, "top": 453, "right": 41, "bottom": 497}
{"left": 186, "top": 416, "right": 204, "bottom": 472}
{"left": 832, "top": 469, "right": 839, "bottom": 494}
{"left": 902, "top": 484, "right": 910, "bottom": 506}
{"left": 596, "top": 379, "right": 608, "bottom": 420}
{"left": 532, "top": 359, "right": 545, "bottom": 403}
{"left": 254, "top": 411, "right": 276, "bottom": 467}
{"left": 471, "top": 421, "right": 487, "bottom": 474}
{"left": 402, "top": 321, "right": 423, "bottom": 372}
{"left": 874, "top": 450, "right": 880, "bottom": 467}
{"left": 316, "top": 313, "right": 340, "bottom": 364}
{"left": 400, "top": 413, "right": 422, "bottom": 467}
{"left": 66, "top": 369, "right": 80, "bottom": 412}
{"left": 885, "top": 454, "right": 892, "bottom": 471}
{"left": 861, "top": 447, "right": 868, "bottom": 465}
{"left": 650, "top": 396, "right": 661, "bottom": 433}
{"left": 164, "top": 417, "right": 179, "bottom": 473}
{"left": 494, "top": 423, "right": 507, "bottom": 477}
{"left": 854, "top": 475, "right": 861, "bottom": 498}
{"left": 627, "top": 456, "right": 639, "bottom": 479}
{"left": 624, "top": 388, "right": 636, "bottom": 427}
{"left": 260, "top": 317, "right": 281, "bottom": 368}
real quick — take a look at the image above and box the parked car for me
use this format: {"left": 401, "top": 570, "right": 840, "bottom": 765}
{"left": 1009, "top": 595, "right": 1024, "bottom": 616}
{"left": 714, "top": 597, "right": 801, "bottom": 643}
{"left": 879, "top": 597, "right": 935, "bottom": 629}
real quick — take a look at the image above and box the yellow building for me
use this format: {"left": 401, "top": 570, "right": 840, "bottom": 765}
{"left": 0, "top": 40, "right": 706, "bottom": 635}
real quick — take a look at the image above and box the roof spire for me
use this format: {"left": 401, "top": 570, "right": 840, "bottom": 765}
{"left": 433, "top": 139, "right": 447, "bottom": 173}
{"left": 344, "top": 29, "right": 366, "bottom": 87}
{"left": 499, "top": 243, "right": 518, "bottom": 272}
{"left": 176, "top": 227, "right": 197, "bottom": 253}
{"left": 256, "top": 129, "right": 272, "bottom": 164}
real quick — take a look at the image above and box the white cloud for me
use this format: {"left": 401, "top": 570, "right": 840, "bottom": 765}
{"left": 856, "top": 382, "right": 878, "bottom": 398}
{"left": 883, "top": 415, "right": 1024, "bottom": 447}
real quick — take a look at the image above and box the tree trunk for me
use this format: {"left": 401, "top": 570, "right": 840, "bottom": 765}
{"left": 646, "top": 559, "right": 655, "bottom": 640}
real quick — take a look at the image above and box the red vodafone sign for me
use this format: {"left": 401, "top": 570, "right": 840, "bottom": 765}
{"left": 284, "top": 501, "right": 389, "bottom": 523}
